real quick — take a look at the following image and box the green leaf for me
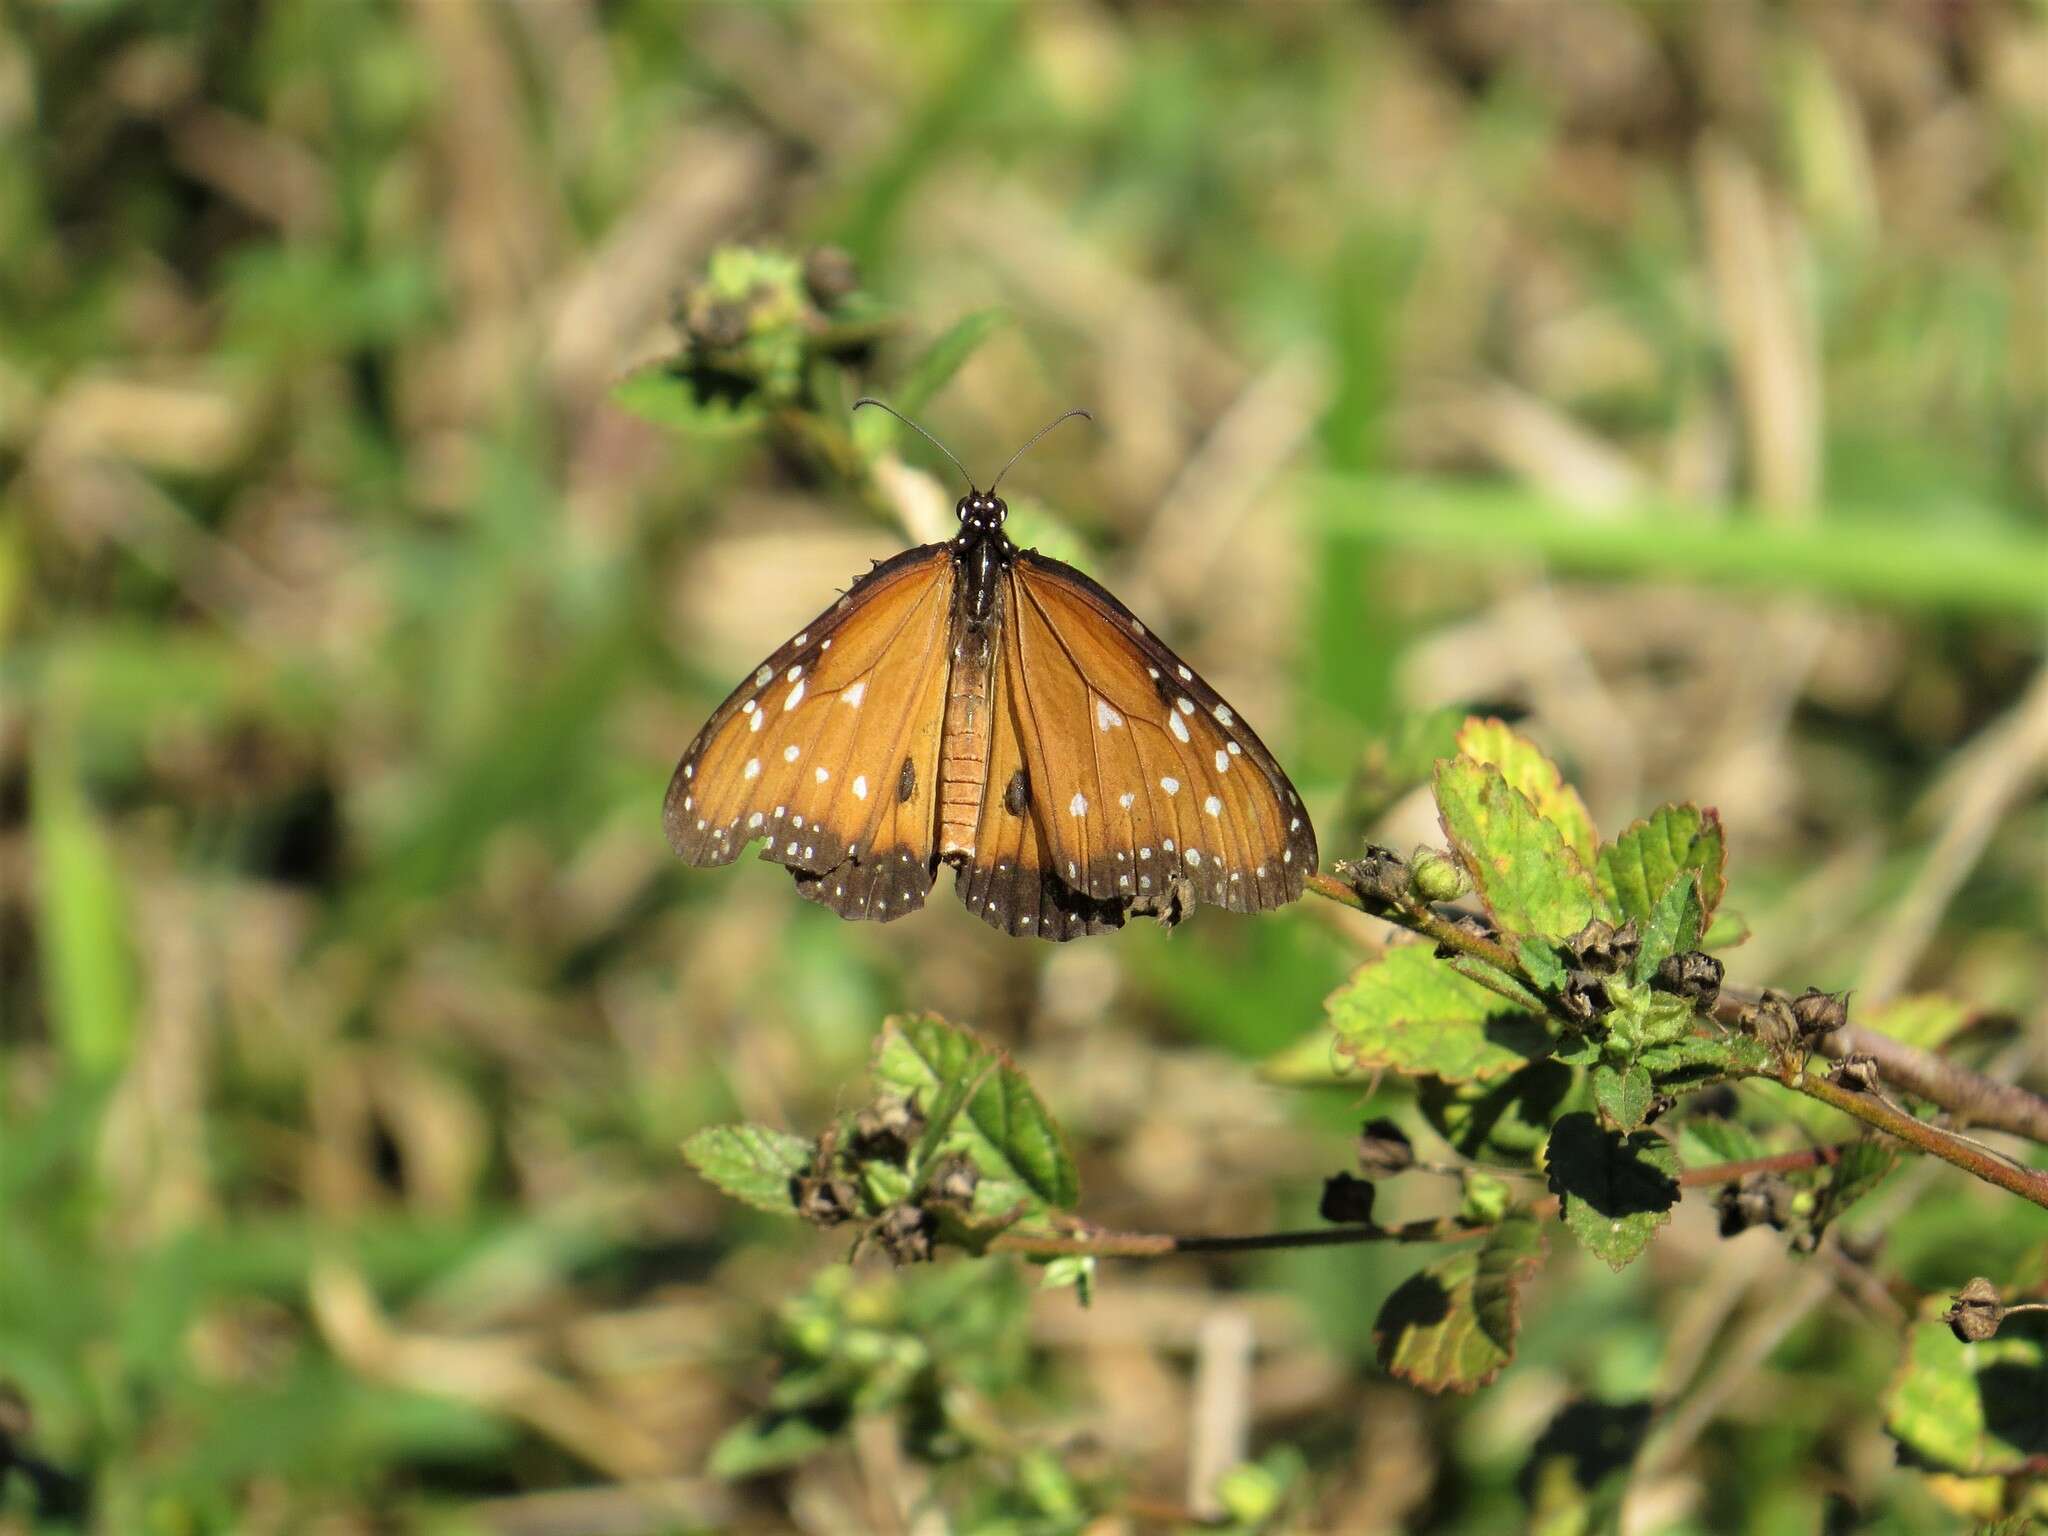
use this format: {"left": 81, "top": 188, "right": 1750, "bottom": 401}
{"left": 1597, "top": 805, "right": 1726, "bottom": 924}
{"left": 873, "top": 1013, "right": 1078, "bottom": 1215}
{"left": 610, "top": 367, "right": 767, "bottom": 436}
{"left": 895, "top": 308, "right": 1010, "bottom": 415}
{"left": 1325, "top": 945, "right": 1553, "bottom": 1084}
{"left": 709, "top": 1411, "right": 841, "bottom": 1478}
{"left": 1420, "top": 1060, "right": 1578, "bottom": 1168}
{"left": 1518, "top": 938, "right": 1569, "bottom": 994}
{"left": 1435, "top": 758, "right": 1597, "bottom": 942}
{"left": 1862, "top": 994, "right": 1973, "bottom": 1052}
{"left": 682, "top": 1125, "right": 814, "bottom": 1215}
{"left": 1375, "top": 1215, "right": 1547, "bottom": 1394}
{"left": 1887, "top": 1299, "right": 2048, "bottom": 1474}
{"left": 32, "top": 730, "right": 136, "bottom": 1077}
{"left": 1039, "top": 1255, "right": 1096, "bottom": 1307}
{"left": 1456, "top": 717, "right": 1599, "bottom": 867}
{"left": 1592, "top": 1063, "right": 1654, "bottom": 1133}
{"left": 1604, "top": 981, "right": 1700, "bottom": 1056}
{"left": 1815, "top": 1140, "right": 1898, "bottom": 1231}
{"left": 1631, "top": 873, "right": 1705, "bottom": 983}
{"left": 1678, "top": 1116, "right": 1767, "bottom": 1169}
{"left": 1545, "top": 1113, "right": 1680, "bottom": 1271}
{"left": 1638, "top": 1035, "right": 1775, "bottom": 1092}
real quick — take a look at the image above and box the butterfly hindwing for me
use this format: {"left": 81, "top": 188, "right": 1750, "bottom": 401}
{"left": 665, "top": 544, "right": 953, "bottom": 921}
{"left": 987, "top": 551, "right": 1316, "bottom": 928}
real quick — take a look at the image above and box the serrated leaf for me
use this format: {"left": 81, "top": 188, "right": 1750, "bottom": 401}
{"left": 1863, "top": 994, "right": 1973, "bottom": 1052}
{"left": 1376, "top": 1215, "right": 1547, "bottom": 1394}
{"left": 709, "top": 1411, "right": 841, "bottom": 1478}
{"left": 1456, "top": 717, "right": 1599, "bottom": 867}
{"left": 1598, "top": 805, "right": 1726, "bottom": 924}
{"left": 1325, "top": 945, "right": 1554, "bottom": 1084}
{"left": 1887, "top": 1298, "right": 2048, "bottom": 1474}
{"left": 1631, "top": 873, "right": 1705, "bottom": 983}
{"left": 1545, "top": 1113, "right": 1680, "bottom": 1271}
{"left": 683, "top": 1125, "right": 814, "bottom": 1215}
{"left": 1678, "top": 1116, "right": 1767, "bottom": 1169}
{"left": 896, "top": 308, "right": 1010, "bottom": 414}
{"left": 1421, "top": 1060, "right": 1578, "bottom": 1168}
{"left": 874, "top": 1014, "right": 1078, "bottom": 1215}
{"left": 1604, "top": 981, "right": 1700, "bottom": 1055}
{"left": 610, "top": 367, "right": 767, "bottom": 435}
{"left": 1593, "top": 1063, "right": 1654, "bottom": 1132}
{"left": 1638, "top": 1034, "right": 1775, "bottom": 1091}
{"left": 1519, "top": 938, "right": 1569, "bottom": 994}
{"left": 1436, "top": 758, "right": 1597, "bottom": 942}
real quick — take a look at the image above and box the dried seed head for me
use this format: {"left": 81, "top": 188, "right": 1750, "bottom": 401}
{"left": 925, "top": 1153, "right": 980, "bottom": 1210}
{"left": 1407, "top": 849, "right": 1468, "bottom": 905}
{"left": 1355, "top": 1118, "right": 1416, "bottom": 1177}
{"left": 803, "top": 245, "right": 861, "bottom": 306}
{"left": 1560, "top": 970, "right": 1612, "bottom": 1022}
{"left": 1337, "top": 846, "right": 1408, "bottom": 910}
{"left": 1319, "top": 1172, "right": 1378, "bottom": 1226}
{"left": 1653, "top": 950, "right": 1724, "bottom": 1009}
{"left": 1829, "top": 1054, "right": 1881, "bottom": 1094}
{"left": 1716, "top": 1174, "right": 1792, "bottom": 1238}
{"left": 793, "top": 1173, "right": 861, "bottom": 1228}
{"left": 690, "top": 298, "right": 749, "bottom": 350}
{"left": 1433, "top": 911, "right": 1493, "bottom": 961}
{"left": 1947, "top": 1277, "right": 2004, "bottom": 1343}
{"left": 851, "top": 1094, "right": 926, "bottom": 1165}
{"left": 1568, "top": 917, "right": 1641, "bottom": 976}
{"left": 874, "top": 1203, "right": 937, "bottom": 1265}
{"left": 1791, "top": 988, "right": 1850, "bottom": 1037}
{"left": 1743, "top": 990, "right": 1800, "bottom": 1054}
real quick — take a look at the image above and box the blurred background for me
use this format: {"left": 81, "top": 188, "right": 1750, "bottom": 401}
{"left": 4, "top": 1, "right": 2045, "bottom": 1531}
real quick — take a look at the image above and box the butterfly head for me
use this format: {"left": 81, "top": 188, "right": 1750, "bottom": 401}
{"left": 956, "top": 491, "right": 1008, "bottom": 533}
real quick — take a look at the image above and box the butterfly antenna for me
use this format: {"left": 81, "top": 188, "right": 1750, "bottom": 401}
{"left": 989, "top": 408, "right": 1094, "bottom": 494}
{"left": 853, "top": 398, "right": 977, "bottom": 493}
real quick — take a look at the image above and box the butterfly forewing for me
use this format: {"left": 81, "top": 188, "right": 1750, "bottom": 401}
{"left": 665, "top": 544, "right": 954, "bottom": 921}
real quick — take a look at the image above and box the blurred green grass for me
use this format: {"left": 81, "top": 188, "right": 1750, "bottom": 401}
{"left": 3, "top": 1, "right": 2044, "bottom": 1531}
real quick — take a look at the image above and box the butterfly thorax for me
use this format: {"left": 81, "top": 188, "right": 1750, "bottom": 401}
{"left": 937, "top": 510, "right": 1016, "bottom": 862}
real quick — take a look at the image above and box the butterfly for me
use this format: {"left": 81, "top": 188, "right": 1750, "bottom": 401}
{"left": 664, "top": 401, "right": 1318, "bottom": 941}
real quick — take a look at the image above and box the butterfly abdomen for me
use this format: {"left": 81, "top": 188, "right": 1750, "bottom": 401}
{"left": 937, "top": 614, "right": 1000, "bottom": 860}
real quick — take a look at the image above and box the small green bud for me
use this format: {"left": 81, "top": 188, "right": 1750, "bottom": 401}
{"left": 1217, "top": 1462, "right": 1284, "bottom": 1524}
{"left": 1408, "top": 849, "right": 1468, "bottom": 904}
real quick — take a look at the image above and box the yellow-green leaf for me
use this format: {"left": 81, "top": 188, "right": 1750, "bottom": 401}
{"left": 1325, "top": 945, "right": 1553, "bottom": 1085}
{"left": 683, "top": 1125, "right": 814, "bottom": 1215}
{"left": 1598, "top": 805, "right": 1726, "bottom": 923}
{"left": 1456, "top": 716, "right": 1598, "bottom": 867}
{"left": 1545, "top": 1113, "right": 1680, "bottom": 1271}
{"left": 1887, "top": 1297, "right": 2048, "bottom": 1474}
{"left": 1435, "top": 758, "right": 1597, "bottom": 941}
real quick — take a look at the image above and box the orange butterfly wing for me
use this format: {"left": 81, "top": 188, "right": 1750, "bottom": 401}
{"left": 665, "top": 545, "right": 954, "bottom": 921}
{"left": 954, "top": 550, "right": 1316, "bottom": 939}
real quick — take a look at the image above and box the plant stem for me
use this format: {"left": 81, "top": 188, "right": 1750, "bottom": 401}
{"left": 988, "top": 1146, "right": 1851, "bottom": 1261}
{"left": 1773, "top": 1069, "right": 2048, "bottom": 1209}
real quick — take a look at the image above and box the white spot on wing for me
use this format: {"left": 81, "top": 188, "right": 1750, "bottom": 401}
{"left": 754, "top": 665, "right": 772, "bottom": 686}
{"left": 744, "top": 758, "right": 761, "bottom": 780}
{"left": 793, "top": 632, "right": 808, "bottom": 648}
{"left": 1177, "top": 665, "right": 1192, "bottom": 681}
{"left": 842, "top": 680, "right": 866, "bottom": 708}
{"left": 1096, "top": 698, "right": 1124, "bottom": 731}
{"left": 1168, "top": 711, "right": 1190, "bottom": 743}
{"left": 1186, "top": 848, "right": 1201, "bottom": 867}
{"left": 749, "top": 812, "right": 763, "bottom": 827}
{"left": 784, "top": 679, "right": 805, "bottom": 711}
{"left": 1227, "top": 741, "right": 1242, "bottom": 756}
{"left": 749, "top": 709, "right": 765, "bottom": 733}
{"left": 1070, "top": 792, "right": 1088, "bottom": 816}
{"left": 786, "top": 665, "right": 802, "bottom": 682}
{"left": 1215, "top": 705, "right": 1234, "bottom": 725}
{"left": 1119, "top": 791, "right": 1135, "bottom": 809}
{"left": 784, "top": 744, "right": 799, "bottom": 762}
{"left": 1204, "top": 795, "right": 1222, "bottom": 817}
{"left": 1176, "top": 697, "right": 1194, "bottom": 715}
{"left": 1160, "top": 776, "right": 1179, "bottom": 795}
{"left": 815, "top": 766, "right": 829, "bottom": 783}
{"left": 853, "top": 775, "right": 868, "bottom": 801}
{"left": 1215, "top": 750, "right": 1229, "bottom": 772}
